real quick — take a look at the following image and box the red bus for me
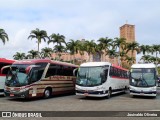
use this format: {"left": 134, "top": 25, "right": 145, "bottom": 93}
{"left": 3, "top": 59, "right": 78, "bottom": 99}
{"left": 0, "top": 58, "right": 15, "bottom": 95}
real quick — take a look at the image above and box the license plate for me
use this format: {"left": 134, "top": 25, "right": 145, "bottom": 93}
{"left": 10, "top": 94, "right": 14, "bottom": 97}
{"left": 84, "top": 93, "right": 88, "bottom": 96}
{"left": 140, "top": 92, "right": 144, "bottom": 95}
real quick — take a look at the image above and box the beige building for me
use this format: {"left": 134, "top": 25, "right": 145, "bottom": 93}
{"left": 120, "top": 24, "right": 136, "bottom": 66}
{"left": 51, "top": 50, "right": 118, "bottom": 65}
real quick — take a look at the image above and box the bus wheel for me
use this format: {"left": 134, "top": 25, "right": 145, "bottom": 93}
{"left": 107, "top": 89, "right": 112, "bottom": 99}
{"left": 44, "top": 89, "right": 51, "bottom": 99}
{"left": 124, "top": 86, "right": 128, "bottom": 94}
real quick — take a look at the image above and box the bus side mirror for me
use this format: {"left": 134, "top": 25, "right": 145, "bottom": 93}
{"left": 25, "top": 66, "right": 31, "bottom": 74}
{"left": 1, "top": 66, "right": 11, "bottom": 75}
{"left": 73, "top": 68, "right": 78, "bottom": 76}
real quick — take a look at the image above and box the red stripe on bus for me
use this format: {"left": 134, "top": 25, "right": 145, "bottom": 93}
{"left": 0, "top": 74, "right": 6, "bottom": 76}
{"left": 43, "top": 80, "right": 74, "bottom": 82}
{"left": 111, "top": 76, "right": 128, "bottom": 80}
{"left": 36, "top": 86, "right": 74, "bottom": 90}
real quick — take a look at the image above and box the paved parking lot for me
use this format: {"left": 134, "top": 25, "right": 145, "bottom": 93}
{"left": 0, "top": 88, "right": 160, "bottom": 120}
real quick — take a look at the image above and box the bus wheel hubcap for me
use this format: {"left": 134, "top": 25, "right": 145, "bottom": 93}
{"left": 45, "top": 90, "right": 50, "bottom": 97}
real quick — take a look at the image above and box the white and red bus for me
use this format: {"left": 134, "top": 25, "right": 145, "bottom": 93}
{"left": 0, "top": 58, "right": 15, "bottom": 95}
{"left": 76, "top": 62, "right": 129, "bottom": 98}
{"left": 3, "top": 59, "right": 78, "bottom": 99}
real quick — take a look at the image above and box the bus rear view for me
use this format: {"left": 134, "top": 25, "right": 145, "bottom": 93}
{"left": 129, "top": 64, "right": 157, "bottom": 97}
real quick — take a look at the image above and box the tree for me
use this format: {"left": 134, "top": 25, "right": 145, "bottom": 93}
{"left": 139, "top": 45, "right": 151, "bottom": 55}
{"left": 126, "top": 41, "right": 139, "bottom": 65}
{"left": 66, "top": 39, "right": 80, "bottom": 63}
{"left": 53, "top": 45, "right": 65, "bottom": 60}
{"left": 0, "top": 29, "right": 9, "bottom": 45}
{"left": 28, "top": 28, "right": 49, "bottom": 52}
{"left": 152, "top": 44, "right": 160, "bottom": 65}
{"left": 98, "top": 37, "right": 113, "bottom": 61}
{"left": 13, "top": 52, "right": 26, "bottom": 60}
{"left": 140, "top": 55, "right": 152, "bottom": 63}
{"left": 106, "top": 49, "right": 118, "bottom": 59}
{"left": 48, "top": 33, "right": 66, "bottom": 46}
{"left": 126, "top": 41, "right": 139, "bottom": 56}
{"left": 125, "top": 56, "right": 136, "bottom": 67}
{"left": 113, "top": 37, "right": 126, "bottom": 66}
{"left": 84, "top": 40, "right": 97, "bottom": 62}
{"left": 27, "top": 50, "right": 39, "bottom": 59}
{"left": 40, "top": 47, "right": 53, "bottom": 58}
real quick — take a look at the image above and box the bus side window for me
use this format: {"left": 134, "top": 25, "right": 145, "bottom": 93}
{"left": 63, "top": 66, "right": 74, "bottom": 76}
{"left": 124, "top": 71, "right": 127, "bottom": 78}
{"left": 56, "top": 65, "right": 64, "bottom": 76}
{"left": 114, "top": 68, "right": 117, "bottom": 77}
{"left": 31, "top": 68, "right": 44, "bottom": 83}
{"left": 45, "top": 64, "right": 57, "bottom": 78}
{"left": 109, "top": 67, "right": 113, "bottom": 76}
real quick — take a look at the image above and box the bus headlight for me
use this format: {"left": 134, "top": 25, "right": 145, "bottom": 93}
{"left": 151, "top": 87, "right": 156, "bottom": 91}
{"left": 129, "top": 87, "right": 135, "bottom": 91}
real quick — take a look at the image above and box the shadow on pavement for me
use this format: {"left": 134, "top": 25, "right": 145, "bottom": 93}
{"left": 6, "top": 93, "right": 75, "bottom": 102}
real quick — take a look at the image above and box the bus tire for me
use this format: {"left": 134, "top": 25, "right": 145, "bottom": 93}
{"left": 124, "top": 86, "right": 128, "bottom": 94}
{"left": 107, "top": 89, "right": 112, "bottom": 99}
{"left": 44, "top": 88, "right": 51, "bottom": 99}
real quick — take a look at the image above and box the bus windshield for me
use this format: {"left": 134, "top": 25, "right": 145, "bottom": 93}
{"left": 76, "top": 66, "right": 108, "bottom": 87}
{"left": 5, "top": 65, "right": 29, "bottom": 87}
{"left": 130, "top": 68, "right": 156, "bottom": 87}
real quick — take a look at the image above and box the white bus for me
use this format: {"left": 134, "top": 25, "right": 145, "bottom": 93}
{"left": 129, "top": 63, "right": 157, "bottom": 97}
{"left": 75, "top": 62, "right": 129, "bottom": 98}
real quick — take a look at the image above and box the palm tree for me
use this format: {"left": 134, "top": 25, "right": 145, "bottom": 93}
{"left": 106, "top": 49, "right": 118, "bottom": 59}
{"left": 113, "top": 37, "right": 126, "bottom": 66}
{"left": 84, "top": 40, "right": 97, "bottom": 62}
{"left": 152, "top": 44, "right": 160, "bottom": 65}
{"left": 125, "top": 56, "right": 136, "bottom": 67}
{"left": 98, "top": 37, "right": 112, "bottom": 61}
{"left": 40, "top": 47, "right": 53, "bottom": 58}
{"left": 48, "top": 33, "right": 66, "bottom": 46}
{"left": 139, "top": 45, "right": 151, "bottom": 55}
{"left": 27, "top": 50, "right": 39, "bottom": 59}
{"left": 140, "top": 55, "right": 152, "bottom": 63}
{"left": 126, "top": 41, "right": 139, "bottom": 65}
{"left": 66, "top": 39, "right": 80, "bottom": 63}
{"left": 28, "top": 28, "right": 49, "bottom": 52}
{"left": 0, "top": 29, "right": 9, "bottom": 45}
{"left": 149, "top": 56, "right": 157, "bottom": 64}
{"left": 13, "top": 52, "right": 26, "bottom": 60}
{"left": 53, "top": 45, "right": 65, "bottom": 60}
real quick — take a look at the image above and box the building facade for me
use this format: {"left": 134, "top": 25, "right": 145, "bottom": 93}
{"left": 120, "top": 24, "right": 136, "bottom": 67}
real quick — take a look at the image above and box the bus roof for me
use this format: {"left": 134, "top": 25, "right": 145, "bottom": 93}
{"left": 13, "top": 59, "right": 78, "bottom": 67}
{"left": 0, "top": 58, "right": 15, "bottom": 64}
{"left": 80, "top": 62, "right": 128, "bottom": 71}
{"left": 131, "top": 63, "right": 156, "bottom": 68}
{"left": 80, "top": 62, "right": 112, "bottom": 67}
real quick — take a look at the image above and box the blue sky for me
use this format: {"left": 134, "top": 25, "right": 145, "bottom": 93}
{"left": 0, "top": 0, "right": 160, "bottom": 62}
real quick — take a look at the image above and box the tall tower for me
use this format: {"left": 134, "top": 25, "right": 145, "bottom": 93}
{"left": 120, "top": 24, "right": 136, "bottom": 67}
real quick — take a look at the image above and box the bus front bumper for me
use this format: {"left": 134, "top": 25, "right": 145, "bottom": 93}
{"left": 130, "top": 90, "right": 157, "bottom": 96}
{"left": 76, "top": 90, "right": 108, "bottom": 97}
{"left": 4, "top": 90, "right": 29, "bottom": 98}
